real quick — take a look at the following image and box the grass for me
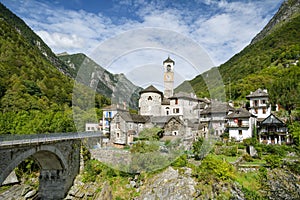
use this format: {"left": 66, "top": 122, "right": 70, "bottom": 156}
{"left": 213, "top": 154, "right": 240, "bottom": 163}
{"left": 235, "top": 171, "right": 261, "bottom": 192}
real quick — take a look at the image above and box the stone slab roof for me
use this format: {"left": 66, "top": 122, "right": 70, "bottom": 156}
{"left": 150, "top": 116, "right": 183, "bottom": 127}
{"left": 246, "top": 88, "right": 269, "bottom": 99}
{"left": 201, "top": 101, "right": 234, "bottom": 115}
{"left": 261, "top": 113, "right": 285, "bottom": 125}
{"left": 226, "top": 108, "right": 256, "bottom": 119}
{"left": 118, "top": 112, "right": 150, "bottom": 123}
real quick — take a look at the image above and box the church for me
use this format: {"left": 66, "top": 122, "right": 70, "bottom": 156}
{"left": 108, "top": 57, "right": 209, "bottom": 147}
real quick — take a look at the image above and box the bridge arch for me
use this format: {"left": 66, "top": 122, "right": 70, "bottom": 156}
{"left": 0, "top": 145, "right": 68, "bottom": 185}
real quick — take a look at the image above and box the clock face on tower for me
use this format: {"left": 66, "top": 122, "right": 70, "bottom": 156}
{"left": 164, "top": 73, "right": 173, "bottom": 81}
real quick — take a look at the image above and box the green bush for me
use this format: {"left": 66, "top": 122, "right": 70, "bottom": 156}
{"left": 243, "top": 154, "right": 254, "bottom": 162}
{"left": 171, "top": 154, "right": 188, "bottom": 168}
{"left": 265, "top": 155, "right": 282, "bottom": 169}
{"left": 194, "top": 155, "right": 235, "bottom": 182}
{"left": 192, "top": 137, "right": 204, "bottom": 160}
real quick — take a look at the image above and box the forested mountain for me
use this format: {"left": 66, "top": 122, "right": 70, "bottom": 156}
{"left": 176, "top": 0, "right": 300, "bottom": 112}
{"left": 0, "top": 3, "right": 110, "bottom": 134}
{"left": 58, "top": 53, "right": 142, "bottom": 109}
{"left": 0, "top": 3, "right": 73, "bottom": 77}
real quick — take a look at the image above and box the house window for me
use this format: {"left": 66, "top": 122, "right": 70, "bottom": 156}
{"left": 148, "top": 96, "right": 152, "bottom": 100}
{"left": 263, "top": 108, "right": 267, "bottom": 114}
{"left": 254, "top": 108, "right": 258, "bottom": 114}
{"left": 254, "top": 100, "right": 258, "bottom": 107}
{"left": 239, "top": 130, "right": 242, "bottom": 135}
{"left": 117, "top": 132, "right": 120, "bottom": 138}
{"left": 262, "top": 100, "right": 266, "bottom": 104}
{"left": 173, "top": 108, "right": 180, "bottom": 114}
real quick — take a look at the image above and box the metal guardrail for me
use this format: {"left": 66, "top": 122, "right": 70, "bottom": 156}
{"left": 0, "top": 132, "right": 103, "bottom": 147}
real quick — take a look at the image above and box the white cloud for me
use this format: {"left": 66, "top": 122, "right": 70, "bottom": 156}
{"left": 1, "top": 0, "right": 284, "bottom": 84}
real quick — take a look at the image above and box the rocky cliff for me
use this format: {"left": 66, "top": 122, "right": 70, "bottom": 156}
{"left": 59, "top": 53, "right": 142, "bottom": 109}
{"left": 251, "top": 0, "right": 300, "bottom": 44}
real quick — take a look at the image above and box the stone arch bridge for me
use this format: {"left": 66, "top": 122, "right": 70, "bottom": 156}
{"left": 0, "top": 132, "right": 102, "bottom": 199}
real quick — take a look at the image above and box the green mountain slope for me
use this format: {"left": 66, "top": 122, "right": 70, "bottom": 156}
{"left": 58, "top": 53, "right": 142, "bottom": 109}
{"left": 0, "top": 3, "right": 110, "bottom": 134}
{"left": 176, "top": 0, "right": 300, "bottom": 109}
{"left": 0, "top": 3, "right": 74, "bottom": 77}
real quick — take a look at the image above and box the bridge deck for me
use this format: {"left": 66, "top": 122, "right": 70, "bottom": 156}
{"left": 0, "top": 132, "right": 103, "bottom": 147}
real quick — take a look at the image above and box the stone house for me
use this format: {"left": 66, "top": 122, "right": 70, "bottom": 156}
{"left": 258, "top": 113, "right": 290, "bottom": 144}
{"left": 110, "top": 111, "right": 149, "bottom": 147}
{"left": 149, "top": 116, "right": 185, "bottom": 137}
{"left": 199, "top": 100, "right": 235, "bottom": 136}
{"left": 226, "top": 108, "right": 257, "bottom": 142}
{"left": 102, "top": 104, "right": 127, "bottom": 135}
{"left": 85, "top": 123, "right": 100, "bottom": 132}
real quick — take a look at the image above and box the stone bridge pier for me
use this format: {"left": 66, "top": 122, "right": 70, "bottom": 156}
{"left": 0, "top": 139, "right": 81, "bottom": 199}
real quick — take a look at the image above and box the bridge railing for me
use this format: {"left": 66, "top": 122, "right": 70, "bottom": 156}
{"left": 0, "top": 132, "right": 103, "bottom": 146}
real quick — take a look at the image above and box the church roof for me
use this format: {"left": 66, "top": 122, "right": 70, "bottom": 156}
{"left": 163, "top": 56, "right": 175, "bottom": 65}
{"left": 139, "top": 85, "right": 163, "bottom": 95}
{"left": 226, "top": 108, "right": 256, "bottom": 119}
{"left": 246, "top": 88, "right": 269, "bottom": 99}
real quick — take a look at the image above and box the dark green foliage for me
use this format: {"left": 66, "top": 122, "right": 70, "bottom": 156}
{"left": 0, "top": 6, "right": 111, "bottom": 134}
{"left": 0, "top": 3, "right": 72, "bottom": 76}
{"left": 192, "top": 137, "right": 204, "bottom": 160}
{"left": 289, "top": 121, "right": 300, "bottom": 145}
{"left": 265, "top": 155, "right": 282, "bottom": 169}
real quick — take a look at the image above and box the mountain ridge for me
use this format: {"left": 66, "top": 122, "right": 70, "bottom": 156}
{"left": 58, "top": 53, "right": 142, "bottom": 109}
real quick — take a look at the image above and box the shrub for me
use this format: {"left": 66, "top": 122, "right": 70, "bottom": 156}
{"left": 265, "top": 155, "right": 282, "bottom": 169}
{"left": 192, "top": 137, "right": 204, "bottom": 160}
{"left": 171, "top": 154, "right": 188, "bottom": 168}
{"left": 194, "top": 155, "right": 235, "bottom": 181}
{"left": 243, "top": 154, "right": 254, "bottom": 162}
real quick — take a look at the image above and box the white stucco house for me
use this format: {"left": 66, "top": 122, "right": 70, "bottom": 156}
{"left": 246, "top": 88, "right": 272, "bottom": 121}
{"left": 226, "top": 108, "right": 257, "bottom": 142}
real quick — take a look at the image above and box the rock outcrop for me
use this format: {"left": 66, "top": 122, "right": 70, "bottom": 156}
{"left": 137, "top": 167, "right": 197, "bottom": 200}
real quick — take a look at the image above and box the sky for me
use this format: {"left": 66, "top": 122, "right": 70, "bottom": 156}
{"left": 1, "top": 0, "right": 284, "bottom": 89}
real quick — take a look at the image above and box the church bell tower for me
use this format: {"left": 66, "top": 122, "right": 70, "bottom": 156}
{"left": 163, "top": 57, "right": 175, "bottom": 98}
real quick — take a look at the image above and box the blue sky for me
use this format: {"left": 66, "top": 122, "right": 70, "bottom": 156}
{"left": 1, "top": 0, "right": 284, "bottom": 88}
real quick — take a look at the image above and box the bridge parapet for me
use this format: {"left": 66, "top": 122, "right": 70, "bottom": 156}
{"left": 0, "top": 131, "right": 103, "bottom": 147}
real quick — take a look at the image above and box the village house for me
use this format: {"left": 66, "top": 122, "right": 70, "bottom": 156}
{"left": 102, "top": 104, "right": 127, "bottom": 135}
{"left": 258, "top": 113, "right": 290, "bottom": 144}
{"left": 85, "top": 122, "right": 101, "bottom": 132}
{"left": 226, "top": 108, "right": 257, "bottom": 142}
{"left": 110, "top": 111, "right": 149, "bottom": 147}
{"left": 199, "top": 100, "right": 235, "bottom": 137}
{"left": 246, "top": 88, "right": 271, "bottom": 121}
